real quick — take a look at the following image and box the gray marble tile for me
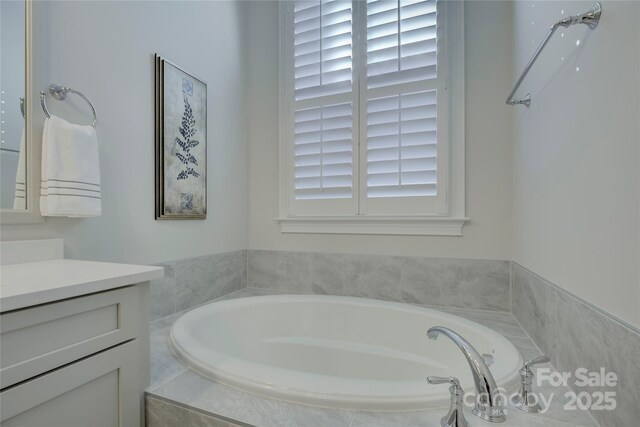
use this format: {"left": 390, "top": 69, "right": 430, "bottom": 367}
{"left": 316, "top": 253, "right": 402, "bottom": 301}
{"left": 437, "top": 307, "right": 528, "bottom": 338}
{"left": 402, "top": 258, "right": 510, "bottom": 311}
{"left": 557, "top": 291, "right": 640, "bottom": 427}
{"left": 214, "top": 287, "right": 297, "bottom": 301}
{"left": 248, "top": 250, "right": 402, "bottom": 300}
{"left": 511, "top": 263, "right": 558, "bottom": 366}
{"left": 211, "top": 251, "right": 246, "bottom": 299}
{"left": 174, "top": 254, "right": 216, "bottom": 312}
{"left": 529, "top": 372, "right": 599, "bottom": 427}
{"left": 150, "top": 262, "right": 175, "bottom": 321}
{"left": 351, "top": 405, "right": 593, "bottom": 427}
{"left": 506, "top": 336, "right": 543, "bottom": 362}
{"left": 247, "top": 250, "right": 278, "bottom": 289}
{"left": 310, "top": 252, "right": 348, "bottom": 295}
{"left": 174, "top": 251, "right": 246, "bottom": 312}
{"left": 350, "top": 409, "right": 443, "bottom": 427}
{"left": 147, "top": 396, "right": 246, "bottom": 427}
{"left": 248, "top": 251, "right": 513, "bottom": 309}
{"left": 149, "top": 313, "right": 188, "bottom": 389}
{"left": 151, "top": 307, "right": 198, "bottom": 331}
{"left": 247, "top": 250, "right": 314, "bottom": 293}
{"left": 149, "top": 370, "right": 354, "bottom": 427}
{"left": 239, "top": 250, "right": 248, "bottom": 289}
{"left": 210, "top": 287, "right": 257, "bottom": 302}
{"left": 151, "top": 310, "right": 184, "bottom": 331}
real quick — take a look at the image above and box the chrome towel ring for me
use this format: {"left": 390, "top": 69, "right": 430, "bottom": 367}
{"left": 40, "top": 84, "right": 97, "bottom": 127}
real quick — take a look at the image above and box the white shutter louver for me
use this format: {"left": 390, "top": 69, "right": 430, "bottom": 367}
{"left": 365, "top": 0, "right": 438, "bottom": 199}
{"left": 294, "top": 0, "right": 353, "bottom": 100}
{"left": 294, "top": 102, "right": 353, "bottom": 199}
{"left": 293, "top": 0, "right": 354, "bottom": 201}
{"left": 366, "top": 90, "right": 437, "bottom": 198}
{"left": 366, "top": 0, "right": 437, "bottom": 88}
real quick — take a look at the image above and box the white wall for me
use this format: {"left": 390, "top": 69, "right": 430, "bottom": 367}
{"left": 512, "top": 1, "right": 640, "bottom": 327}
{"left": 0, "top": 1, "right": 249, "bottom": 264}
{"left": 246, "top": 1, "right": 514, "bottom": 260}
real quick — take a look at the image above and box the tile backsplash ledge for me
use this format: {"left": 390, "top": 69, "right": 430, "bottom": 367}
{"left": 150, "top": 250, "right": 247, "bottom": 321}
{"left": 150, "top": 250, "right": 512, "bottom": 320}
{"left": 247, "top": 250, "right": 511, "bottom": 312}
{"left": 511, "top": 262, "right": 640, "bottom": 427}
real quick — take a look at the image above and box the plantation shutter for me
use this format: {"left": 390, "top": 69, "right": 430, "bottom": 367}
{"left": 293, "top": 0, "right": 354, "bottom": 200}
{"left": 365, "top": 0, "right": 438, "bottom": 199}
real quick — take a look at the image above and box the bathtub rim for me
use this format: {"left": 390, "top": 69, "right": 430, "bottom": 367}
{"left": 169, "top": 294, "right": 523, "bottom": 411}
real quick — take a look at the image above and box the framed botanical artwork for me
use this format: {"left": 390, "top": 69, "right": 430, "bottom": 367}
{"left": 155, "top": 54, "right": 207, "bottom": 219}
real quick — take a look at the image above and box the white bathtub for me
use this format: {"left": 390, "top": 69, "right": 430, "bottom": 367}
{"left": 170, "top": 295, "right": 522, "bottom": 410}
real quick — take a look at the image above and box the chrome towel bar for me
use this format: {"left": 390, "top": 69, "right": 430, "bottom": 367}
{"left": 40, "top": 84, "right": 98, "bottom": 127}
{"left": 506, "top": 3, "right": 602, "bottom": 107}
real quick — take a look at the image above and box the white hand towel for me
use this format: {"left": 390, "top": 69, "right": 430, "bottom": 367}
{"left": 40, "top": 115, "right": 101, "bottom": 217}
{"left": 13, "top": 128, "right": 26, "bottom": 209}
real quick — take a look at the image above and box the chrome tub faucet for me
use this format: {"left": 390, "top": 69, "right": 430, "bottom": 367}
{"left": 427, "top": 326, "right": 506, "bottom": 423}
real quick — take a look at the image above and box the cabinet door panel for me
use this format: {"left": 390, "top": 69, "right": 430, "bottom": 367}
{"left": 1, "top": 340, "right": 140, "bottom": 426}
{"left": 1, "top": 286, "right": 139, "bottom": 388}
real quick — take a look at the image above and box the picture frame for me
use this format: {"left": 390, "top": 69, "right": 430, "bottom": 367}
{"left": 155, "top": 54, "right": 207, "bottom": 220}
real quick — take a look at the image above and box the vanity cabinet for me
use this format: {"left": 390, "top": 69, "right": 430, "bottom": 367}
{"left": 0, "top": 239, "right": 161, "bottom": 427}
{"left": 0, "top": 284, "right": 151, "bottom": 427}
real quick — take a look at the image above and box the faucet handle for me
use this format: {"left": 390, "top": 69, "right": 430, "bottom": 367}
{"left": 524, "top": 355, "right": 550, "bottom": 369}
{"left": 427, "top": 376, "right": 460, "bottom": 387}
{"left": 512, "top": 354, "right": 550, "bottom": 413}
{"left": 427, "top": 376, "right": 469, "bottom": 427}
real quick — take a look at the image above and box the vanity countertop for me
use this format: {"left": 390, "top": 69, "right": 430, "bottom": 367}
{"left": 0, "top": 259, "right": 163, "bottom": 312}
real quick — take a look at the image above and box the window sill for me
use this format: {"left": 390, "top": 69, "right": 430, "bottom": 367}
{"left": 275, "top": 216, "right": 468, "bottom": 236}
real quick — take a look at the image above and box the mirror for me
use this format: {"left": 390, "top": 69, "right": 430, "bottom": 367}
{"left": 0, "top": 0, "right": 39, "bottom": 223}
{"left": 0, "top": 0, "right": 26, "bottom": 210}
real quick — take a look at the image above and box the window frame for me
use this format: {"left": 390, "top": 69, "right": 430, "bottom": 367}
{"left": 278, "top": 0, "right": 467, "bottom": 236}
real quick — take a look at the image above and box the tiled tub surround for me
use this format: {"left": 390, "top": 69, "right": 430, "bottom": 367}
{"left": 150, "top": 250, "right": 510, "bottom": 320}
{"left": 247, "top": 250, "right": 511, "bottom": 312}
{"left": 150, "top": 250, "right": 247, "bottom": 321}
{"left": 147, "top": 288, "right": 598, "bottom": 427}
{"left": 147, "top": 396, "right": 247, "bottom": 427}
{"left": 147, "top": 250, "right": 637, "bottom": 425}
{"left": 512, "top": 263, "right": 640, "bottom": 427}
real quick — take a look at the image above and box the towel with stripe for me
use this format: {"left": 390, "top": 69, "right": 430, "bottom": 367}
{"left": 40, "top": 115, "right": 101, "bottom": 217}
{"left": 13, "top": 128, "right": 26, "bottom": 209}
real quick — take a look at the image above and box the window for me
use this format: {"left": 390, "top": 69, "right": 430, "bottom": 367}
{"left": 279, "top": 0, "right": 466, "bottom": 235}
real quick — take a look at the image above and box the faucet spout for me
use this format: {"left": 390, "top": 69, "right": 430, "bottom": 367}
{"left": 427, "top": 326, "right": 506, "bottom": 423}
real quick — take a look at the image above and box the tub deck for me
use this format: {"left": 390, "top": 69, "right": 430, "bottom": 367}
{"left": 147, "top": 288, "right": 598, "bottom": 427}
